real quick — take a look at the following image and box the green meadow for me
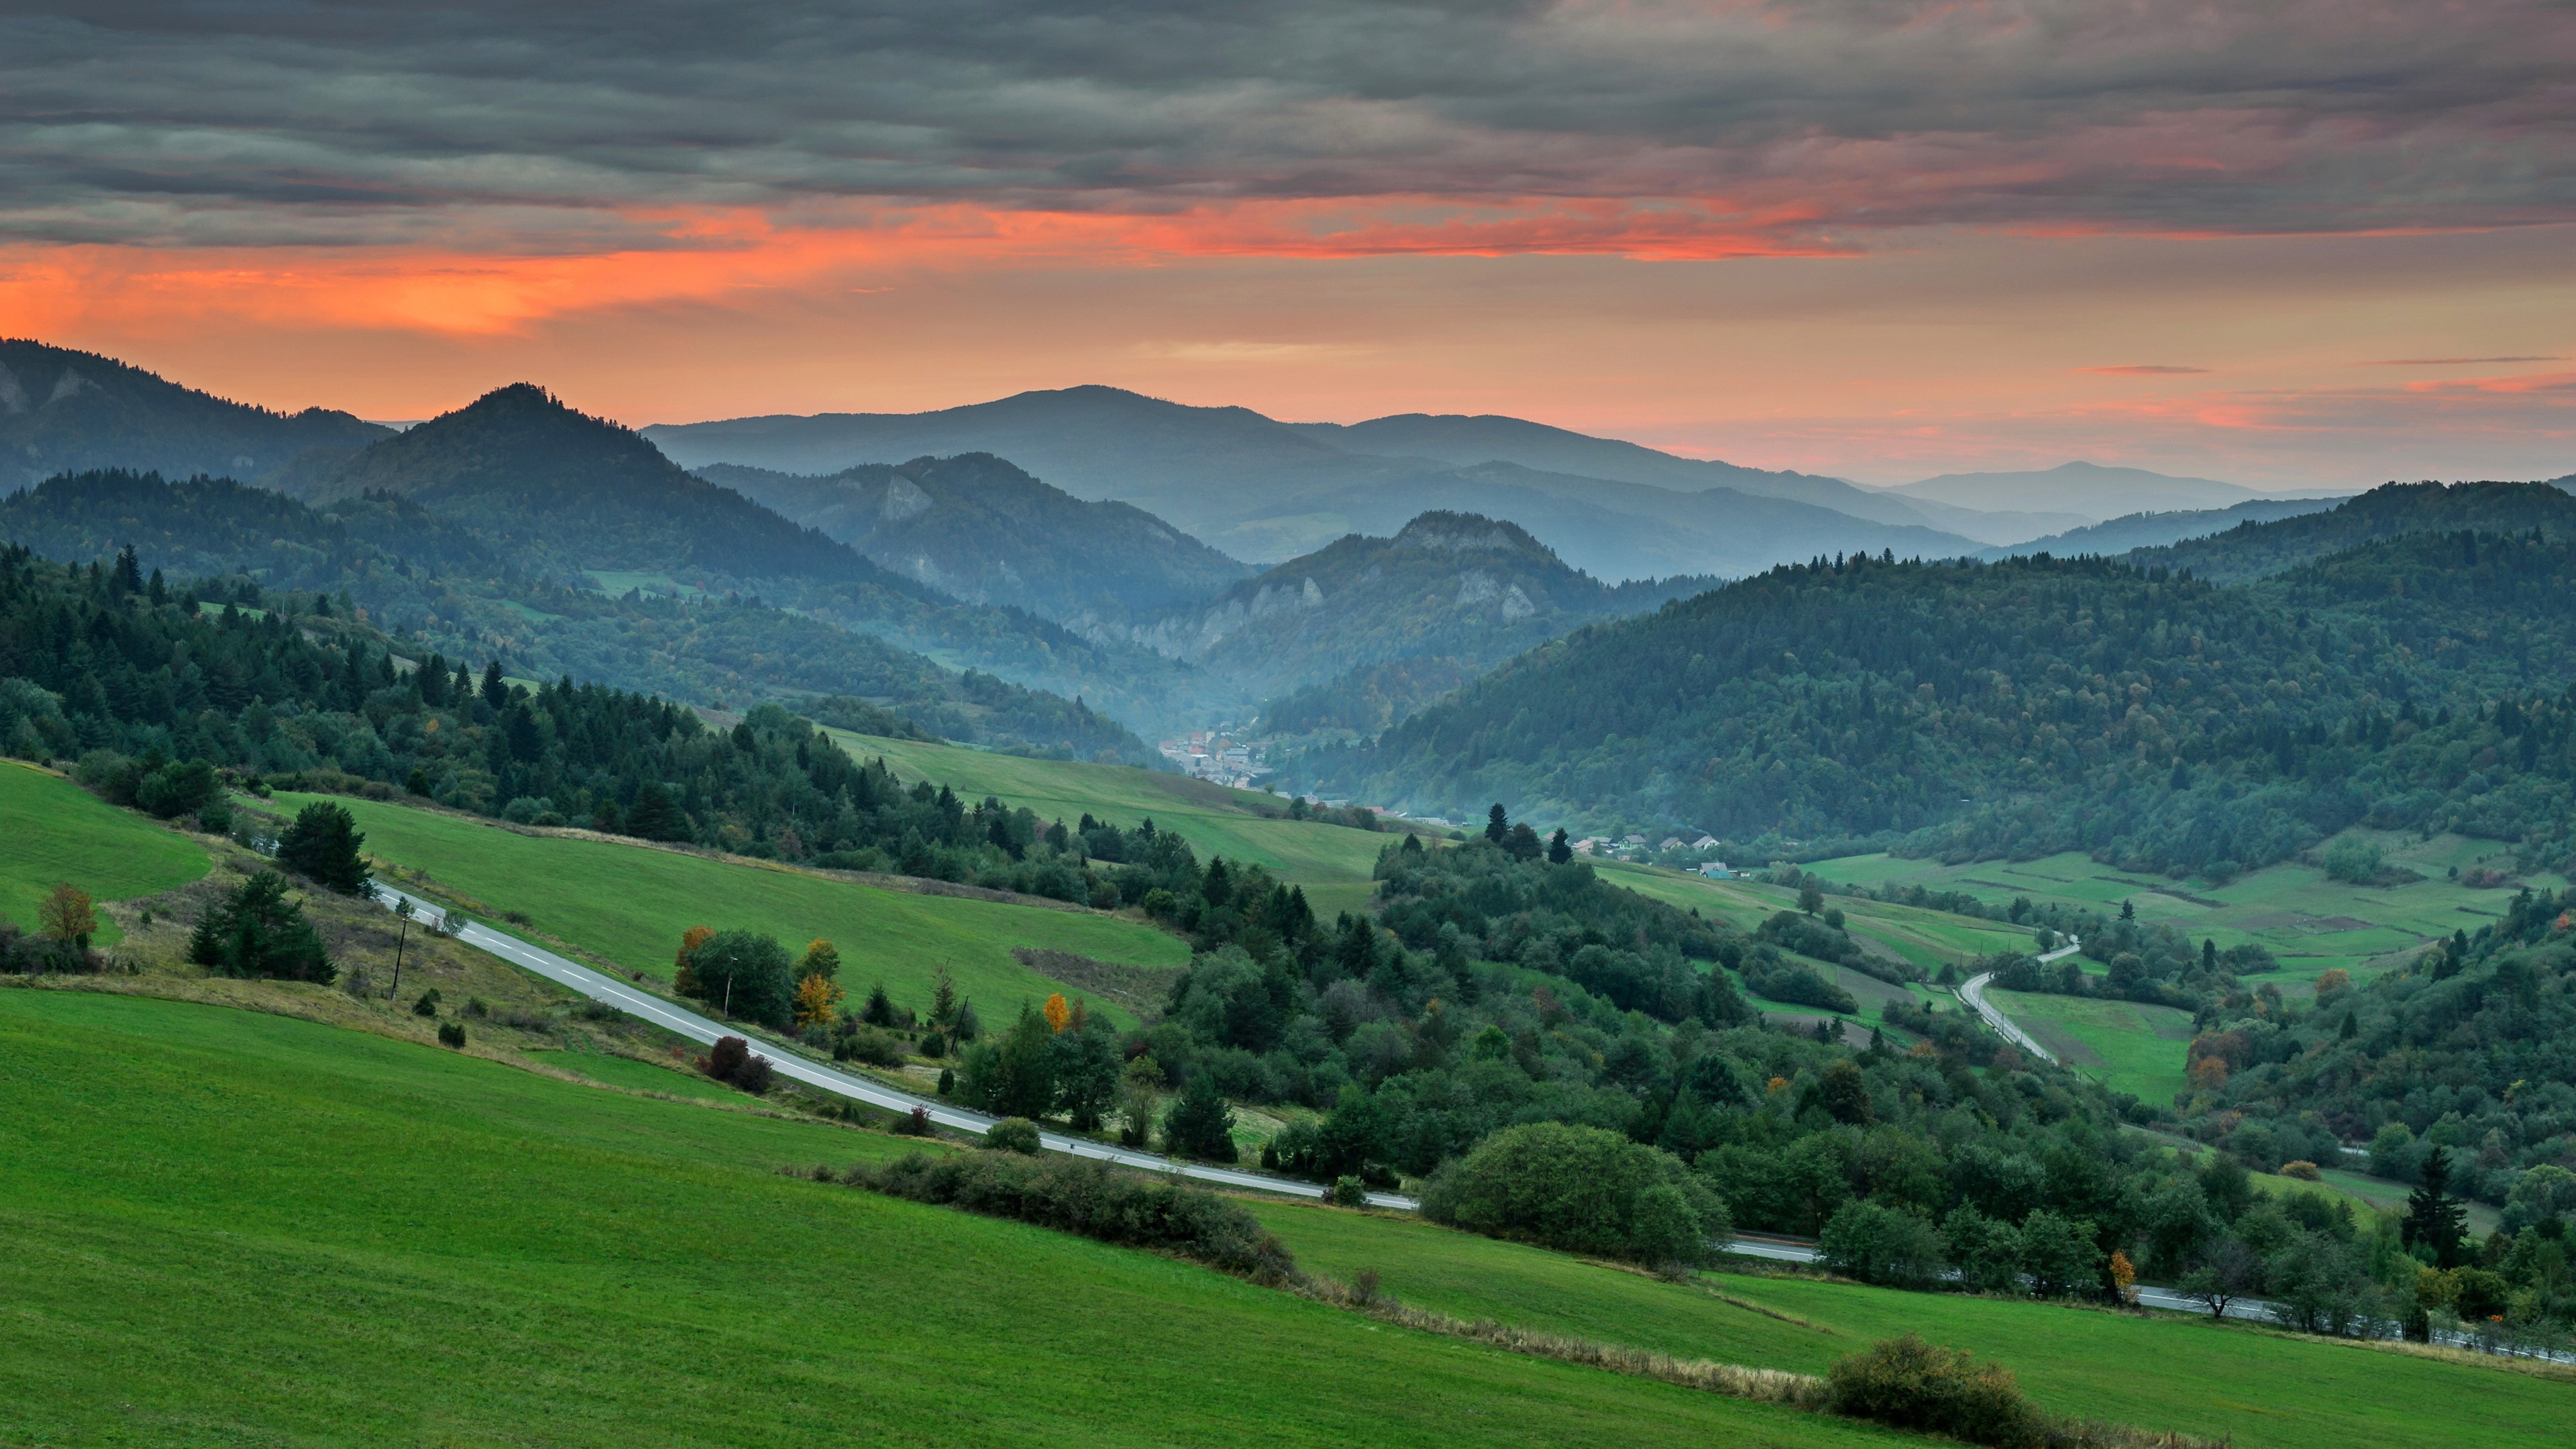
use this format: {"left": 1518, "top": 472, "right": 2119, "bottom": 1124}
{"left": 1982, "top": 987, "right": 2197, "bottom": 1103}
{"left": 0, "top": 761, "right": 209, "bottom": 945}
{"left": 1249, "top": 1199, "right": 2569, "bottom": 1449}
{"left": 830, "top": 729, "right": 1400, "bottom": 917}
{"left": 274, "top": 792, "right": 1190, "bottom": 1026}
{"left": 1801, "top": 836, "right": 2567, "bottom": 994}
{"left": 0, "top": 989, "right": 1907, "bottom": 1449}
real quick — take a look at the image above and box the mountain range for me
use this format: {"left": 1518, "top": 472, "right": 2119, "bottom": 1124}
{"left": 643, "top": 387, "right": 2004, "bottom": 576}
{"left": 0, "top": 338, "right": 390, "bottom": 492}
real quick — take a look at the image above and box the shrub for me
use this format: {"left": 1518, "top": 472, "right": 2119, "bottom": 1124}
{"left": 135, "top": 758, "right": 221, "bottom": 819}
{"left": 2281, "top": 1159, "right": 2322, "bottom": 1181}
{"left": 1330, "top": 1176, "right": 1369, "bottom": 1208}
{"left": 847, "top": 1149, "right": 1297, "bottom": 1283}
{"left": 2322, "top": 838, "right": 2383, "bottom": 885}
{"left": 894, "top": 1106, "right": 935, "bottom": 1136}
{"left": 1419, "top": 1122, "right": 1725, "bottom": 1266}
{"left": 276, "top": 802, "right": 370, "bottom": 894}
{"left": 732, "top": 1055, "right": 773, "bottom": 1094}
{"left": 412, "top": 990, "right": 439, "bottom": 1017}
{"left": 1742, "top": 952, "right": 1860, "bottom": 1014}
{"left": 1824, "top": 1334, "right": 2037, "bottom": 1448}
{"left": 983, "top": 1117, "right": 1042, "bottom": 1154}
{"left": 702, "top": 1034, "right": 751, "bottom": 1082}
{"left": 189, "top": 871, "right": 335, "bottom": 983}
{"left": 436, "top": 1021, "right": 466, "bottom": 1049}
{"left": 831, "top": 1025, "right": 906, "bottom": 1067}
{"left": 1819, "top": 1199, "right": 1945, "bottom": 1289}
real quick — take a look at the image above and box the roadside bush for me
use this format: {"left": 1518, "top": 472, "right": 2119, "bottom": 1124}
{"left": 700, "top": 1034, "right": 773, "bottom": 1092}
{"left": 832, "top": 1025, "right": 906, "bottom": 1067}
{"left": 1819, "top": 1200, "right": 1946, "bottom": 1289}
{"left": 847, "top": 1149, "right": 1298, "bottom": 1283}
{"left": 1824, "top": 1334, "right": 2037, "bottom": 1448}
{"left": 983, "top": 1118, "right": 1042, "bottom": 1154}
{"left": 1330, "top": 1176, "right": 1368, "bottom": 1208}
{"left": 894, "top": 1106, "right": 935, "bottom": 1136}
{"left": 1420, "top": 1122, "right": 1726, "bottom": 1267}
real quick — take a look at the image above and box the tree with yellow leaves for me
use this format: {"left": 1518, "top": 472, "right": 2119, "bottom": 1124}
{"left": 674, "top": 924, "right": 714, "bottom": 996}
{"left": 2107, "top": 1249, "right": 2139, "bottom": 1306}
{"left": 800, "top": 938, "right": 841, "bottom": 981}
{"left": 40, "top": 881, "right": 98, "bottom": 947}
{"left": 1042, "top": 992, "right": 1071, "bottom": 1033}
{"left": 794, "top": 972, "right": 845, "bottom": 1029}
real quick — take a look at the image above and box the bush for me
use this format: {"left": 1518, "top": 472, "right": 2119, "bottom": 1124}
{"left": 188, "top": 871, "right": 335, "bottom": 983}
{"left": 276, "top": 802, "right": 370, "bottom": 894}
{"left": 1819, "top": 1199, "right": 1946, "bottom": 1289}
{"left": 702, "top": 1034, "right": 774, "bottom": 1092}
{"left": 1742, "top": 952, "right": 1860, "bottom": 1014}
{"left": 2323, "top": 838, "right": 2383, "bottom": 884}
{"left": 847, "top": 1150, "right": 1297, "bottom": 1283}
{"left": 412, "top": 989, "right": 439, "bottom": 1017}
{"left": 1825, "top": 1334, "right": 2037, "bottom": 1448}
{"left": 832, "top": 1024, "right": 906, "bottom": 1067}
{"left": 894, "top": 1106, "right": 935, "bottom": 1136}
{"left": 436, "top": 1021, "right": 466, "bottom": 1049}
{"left": 1330, "top": 1176, "right": 1369, "bottom": 1208}
{"left": 1419, "top": 1122, "right": 1725, "bottom": 1266}
{"left": 983, "top": 1118, "right": 1042, "bottom": 1154}
{"left": 135, "top": 757, "right": 221, "bottom": 819}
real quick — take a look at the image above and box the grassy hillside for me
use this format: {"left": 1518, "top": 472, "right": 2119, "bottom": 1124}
{"left": 0, "top": 989, "right": 1903, "bottom": 1449}
{"left": 0, "top": 761, "right": 209, "bottom": 946}
{"left": 276, "top": 792, "right": 1191, "bottom": 1026}
{"left": 828, "top": 729, "right": 1397, "bottom": 917}
{"left": 1249, "top": 1200, "right": 2568, "bottom": 1449}
{"left": 1803, "top": 838, "right": 2571, "bottom": 993}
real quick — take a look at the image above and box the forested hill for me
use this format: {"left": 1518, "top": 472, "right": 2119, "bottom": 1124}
{"left": 2125, "top": 480, "right": 2576, "bottom": 583}
{"left": 306, "top": 384, "right": 888, "bottom": 588}
{"left": 1113, "top": 511, "right": 1713, "bottom": 731}
{"left": 698, "top": 453, "right": 1248, "bottom": 623}
{"left": 1299, "top": 484, "right": 2576, "bottom": 875}
{"left": 0, "top": 470, "right": 1152, "bottom": 762}
{"left": 0, "top": 338, "right": 390, "bottom": 493}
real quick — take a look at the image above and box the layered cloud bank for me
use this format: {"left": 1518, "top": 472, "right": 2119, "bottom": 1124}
{"left": 1, "top": 1, "right": 2569, "bottom": 481}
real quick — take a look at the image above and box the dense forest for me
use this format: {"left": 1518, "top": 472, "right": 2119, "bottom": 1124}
{"left": 0, "top": 544, "right": 1140, "bottom": 865}
{"left": 1306, "top": 485, "right": 2576, "bottom": 877}
{"left": 0, "top": 469, "right": 1153, "bottom": 762}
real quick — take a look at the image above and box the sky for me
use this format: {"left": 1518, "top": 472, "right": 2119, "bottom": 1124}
{"left": 2, "top": 1, "right": 2570, "bottom": 488}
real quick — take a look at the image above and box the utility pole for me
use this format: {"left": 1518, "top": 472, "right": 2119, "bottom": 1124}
{"left": 389, "top": 896, "right": 413, "bottom": 1000}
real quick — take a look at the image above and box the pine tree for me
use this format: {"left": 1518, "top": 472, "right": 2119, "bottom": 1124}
{"left": 1547, "top": 827, "right": 1572, "bottom": 864}
{"left": 2402, "top": 1146, "right": 2469, "bottom": 1267}
{"left": 276, "top": 802, "right": 369, "bottom": 894}
{"left": 1485, "top": 803, "right": 1510, "bottom": 843}
{"left": 928, "top": 963, "right": 959, "bottom": 1030}
{"left": 1161, "top": 1073, "right": 1238, "bottom": 1162}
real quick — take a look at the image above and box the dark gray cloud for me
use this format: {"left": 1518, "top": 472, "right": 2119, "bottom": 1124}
{"left": 4, "top": 1, "right": 2572, "bottom": 250}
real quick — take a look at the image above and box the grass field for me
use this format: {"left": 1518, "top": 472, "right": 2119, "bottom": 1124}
{"left": 830, "top": 730, "right": 1398, "bottom": 917}
{"left": 0, "top": 761, "right": 209, "bottom": 947}
{"left": 274, "top": 792, "right": 1191, "bottom": 1027}
{"left": 1249, "top": 1199, "right": 2569, "bottom": 1449}
{"left": 0, "top": 989, "right": 1909, "bottom": 1449}
{"left": 1984, "top": 987, "right": 2197, "bottom": 1103}
{"left": 1803, "top": 835, "right": 2570, "bottom": 993}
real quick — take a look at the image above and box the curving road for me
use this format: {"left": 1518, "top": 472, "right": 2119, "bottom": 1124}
{"left": 366, "top": 883, "right": 1419, "bottom": 1210}
{"left": 1957, "top": 971, "right": 2055, "bottom": 1063}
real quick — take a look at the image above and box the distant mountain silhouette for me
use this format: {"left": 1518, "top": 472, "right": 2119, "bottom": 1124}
{"left": 645, "top": 386, "right": 1989, "bottom": 576}
{"left": 1884, "top": 461, "right": 2273, "bottom": 523}
{"left": 698, "top": 452, "right": 1248, "bottom": 624}
{"left": 0, "top": 337, "right": 389, "bottom": 492}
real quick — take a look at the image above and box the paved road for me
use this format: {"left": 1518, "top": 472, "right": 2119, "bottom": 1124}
{"left": 1726, "top": 1233, "right": 2279, "bottom": 1323}
{"left": 366, "top": 883, "right": 1420, "bottom": 1210}
{"left": 1957, "top": 971, "right": 2056, "bottom": 1063}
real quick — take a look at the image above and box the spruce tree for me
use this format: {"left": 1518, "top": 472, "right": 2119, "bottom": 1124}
{"left": 276, "top": 802, "right": 369, "bottom": 894}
